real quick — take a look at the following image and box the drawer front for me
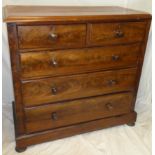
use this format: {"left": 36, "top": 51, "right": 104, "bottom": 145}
{"left": 22, "top": 68, "right": 137, "bottom": 107}
{"left": 88, "top": 22, "right": 146, "bottom": 46}
{"left": 25, "top": 92, "right": 134, "bottom": 133}
{"left": 17, "top": 24, "right": 86, "bottom": 49}
{"left": 20, "top": 44, "right": 140, "bottom": 78}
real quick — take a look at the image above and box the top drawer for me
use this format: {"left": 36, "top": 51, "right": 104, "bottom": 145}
{"left": 17, "top": 24, "right": 86, "bottom": 50}
{"left": 88, "top": 22, "right": 146, "bottom": 46}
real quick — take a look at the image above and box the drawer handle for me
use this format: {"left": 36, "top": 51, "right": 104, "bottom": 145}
{"left": 108, "top": 80, "right": 117, "bottom": 86}
{"left": 50, "top": 33, "right": 58, "bottom": 40}
{"left": 114, "top": 30, "right": 124, "bottom": 38}
{"left": 51, "top": 112, "right": 58, "bottom": 120}
{"left": 51, "top": 87, "right": 57, "bottom": 95}
{"left": 51, "top": 58, "right": 58, "bottom": 67}
{"left": 112, "top": 55, "right": 120, "bottom": 61}
{"left": 105, "top": 103, "right": 113, "bottom": 110}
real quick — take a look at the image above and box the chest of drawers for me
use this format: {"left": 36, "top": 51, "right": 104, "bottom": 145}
{"left": 4, "top": 6, "right": 151, "bottom": 152}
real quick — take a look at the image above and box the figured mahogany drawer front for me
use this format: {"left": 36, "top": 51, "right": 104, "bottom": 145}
{"left": 22, "top": 68, "right": 137, "bottom": 107}
{"left": 25, "top": 92, "right": 133, "bottom": 133}
{"left": 17, "top": 24, "right": 86, "bottom": 50}
{"left": 88, "top": 22, "right": 146, "bottom": 46}
{"left": 20, "top": 44, "right": 140, "bottom": 79}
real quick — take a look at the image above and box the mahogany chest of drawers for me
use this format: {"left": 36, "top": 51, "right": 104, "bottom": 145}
{"left": 4, "top": 6, "right": 151, "bottom": 152}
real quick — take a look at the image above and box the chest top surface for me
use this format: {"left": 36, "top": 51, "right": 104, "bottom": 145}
{"left": 3, "top": 5, "right": 151, "bottom": 23}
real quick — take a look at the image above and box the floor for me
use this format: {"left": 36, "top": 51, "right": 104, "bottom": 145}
{"left": 2, "top": 101, "right": 151, "bottom": 155}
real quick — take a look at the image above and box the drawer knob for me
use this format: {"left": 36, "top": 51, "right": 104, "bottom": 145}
{"left": 51, "top": 112, "right": 58, "bottom": 120}
{"left": 51, "top": 58, "right": 58, "bottom": 67}
{"left": 112, "top": 55, "right": 119, "bottom": 61}
{"left": 105, "top": 103, "right": 113, "bottom": 110}
{"left": 50, "top": 33, "right": 58, "bottom": 40}
{"left": 51, "top": 87, "right": 57, "bottom": 95}
{"left": 114, "top": 30, "right": 124, "bottom": 38}
{"left": 108, "top": 80, "right": 117, "bottom": 86}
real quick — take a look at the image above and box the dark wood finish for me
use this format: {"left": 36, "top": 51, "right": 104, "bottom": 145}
{"left": 4, "top": 6, "right": 151, "bottom": 152}
{"left": 12, "top": 101, "right": 27, "bottom": 153}
{"left": 88, "top": 22, "right": 147, "bottom": 46}
{"left": 17, "top": 24, "right": 86, "bottom": 50}
{"left": 22, "top": 68, "right": 137, "bottom": 106}
{"left": 25, "top": 92, "right": 134, "bottom": 133}
{"left": 3, "top": 6, "right": 151, "bottom": 23}
{"left": 131, "top": 19, "right": 152, "bottom": 109}
{"left": 20, "top": 44, "right": 140, "bottom": 79}
{"left": 16, "top": 111, "right": 137, "bottom": 149}
{"left": 7, "top": 24, "right": 25, "bottom": 136}
{"left": 15, "top": 146, "right": 27, "bottom": 153}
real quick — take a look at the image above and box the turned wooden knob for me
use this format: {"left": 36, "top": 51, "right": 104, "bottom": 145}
{"left": 51, "top": 86, "right": 57, "bottom": 95}
{"left": 51, "top": 112, "right": 58, "bottom": 120}
{"left": 51, "top": 58, "right": 58, "bottom": 67}
{"left": 108, "top": 80, "right": 117, "bottom": 86}
{"left": 114, "top": 30, "right": 124, "bottom": 38}
{"left": 112, "top": 55, "right": 120, "bottom": 61}
{"left": 105, "top": 103, "right": 113, "bottom": 110}
{"left": 49, "top": 32, "right": 58, "bottom": 40}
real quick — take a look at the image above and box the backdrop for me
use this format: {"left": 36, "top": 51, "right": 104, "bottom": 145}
{"left": 2, "top": 0, "right": 152, "bottom": 108}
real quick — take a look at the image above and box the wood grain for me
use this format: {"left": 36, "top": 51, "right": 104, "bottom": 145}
{"left": 4, "top": 5, "right": 151, "bottom": 151}
{"left": 20, "top": 44, "right": 140, "bottom": 79}
{"left": 3, "top": 6, "right": 151, "bottom": 23}
{"left": 25, "top": 92, "right": 134, "bottom": 133}
{"left": 16, "top": 112, "right": 137, "bottom": 149}
{"left": 7, "top": 23, "right": 26, "bottom": 135}
{"left": 130, "top": 19, "right": 152, "bottom": 110}
{"left": 22, "top": 68, "right": 137, "bottom": 107}
{"left": 17, "top": 24, "right": 86, "bottom": 49}
{"left": 88, "top": 22, "right": 147, "bottom": 46}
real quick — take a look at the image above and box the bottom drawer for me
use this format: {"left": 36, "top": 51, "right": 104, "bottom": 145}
{"left": 25, "top": 92, "right": 134, "bottom": 133}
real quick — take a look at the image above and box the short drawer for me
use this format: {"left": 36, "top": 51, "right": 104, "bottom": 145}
{"left": 20, "top": 44, "right": 140, "bottom": 79}
{"left": 25, "top": 92, "right": 134, "bottom": 133}
{"left": 22, "top": 68, "right": 137, "bottom": 107}
{"left": 88, "top": 21, "right": 146, "bottom": 46}
{"left": 17, "top": 24, "right": 86, "bottom": 50}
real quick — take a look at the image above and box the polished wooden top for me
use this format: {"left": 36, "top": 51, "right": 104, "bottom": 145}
{"left": 3, "top": 5, "right": 151, "bottom": 23}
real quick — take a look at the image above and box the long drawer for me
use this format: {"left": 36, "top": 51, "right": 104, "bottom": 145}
{"left": 20, "top": 44, "right": 140, "bottom": 78}
{"left": 88, "top": 21, "right": 146, "bottom": 46}
{"left": 17, "top": 24, "right": 86, "bottom": 50}
{"left": 22, "top": 68, "right": 137, "bottom": 107}
{"left": 25, "top": 92, "right": 134, "bottom": 133}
